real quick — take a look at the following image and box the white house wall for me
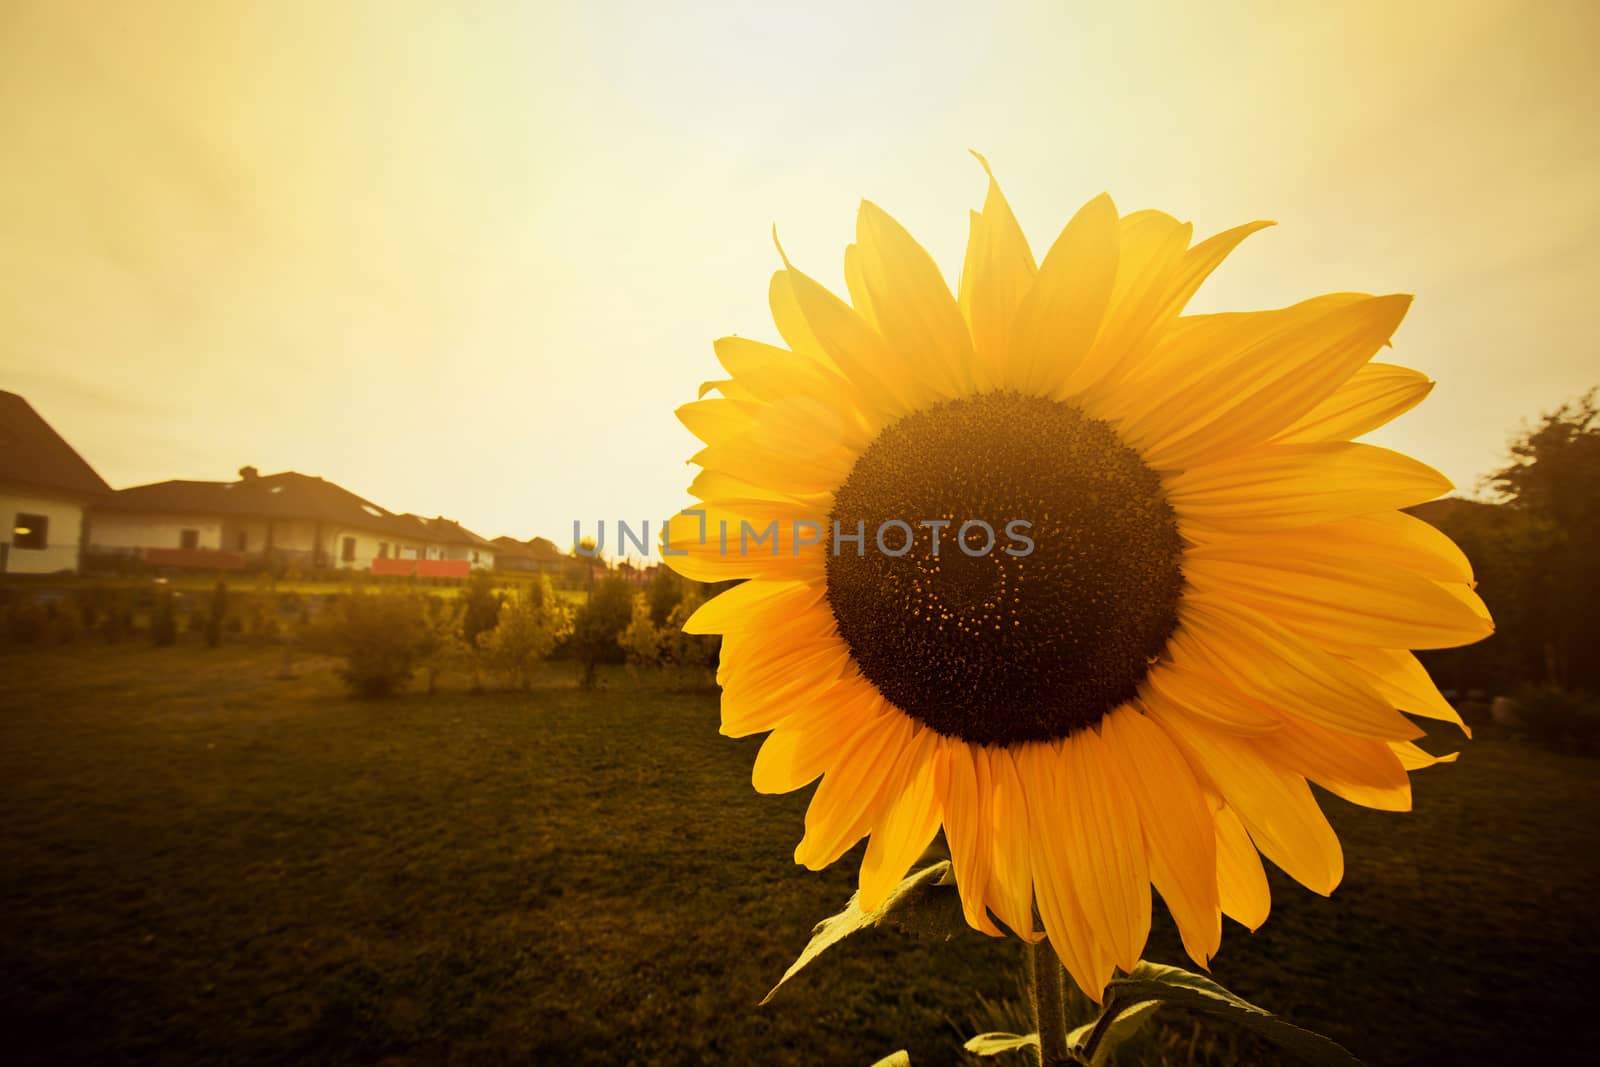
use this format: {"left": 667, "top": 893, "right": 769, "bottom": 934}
{"left": 88, "top": 512, "right": 223, "bottom": 553}
{"left": 2, "top": 487, "right": 87, "bottom": 574}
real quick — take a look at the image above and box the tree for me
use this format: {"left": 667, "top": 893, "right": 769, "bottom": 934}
{"left": 477, "top": 577, "right": 572, "bottom": 690}
{"left": 570, "top": 576, "right": 634, "bottom": 687}
{"left": 1488, "top": 388, "right": 1600, "bottom": 689}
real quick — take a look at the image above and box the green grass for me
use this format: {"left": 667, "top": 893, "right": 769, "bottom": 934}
{"left": 1, "top": 643, "right": 1597, "bottom": 1065}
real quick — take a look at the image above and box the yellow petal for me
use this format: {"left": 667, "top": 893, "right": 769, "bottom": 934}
{"left": 795, "top": 710, "right": 911, "bottom": 869}
{"left": 1020, "top": 742, "right": 1115, "bottom": 1000}
{"left": 1064, "top": 209, "right": 1192, "bottom": 400}
{"left": 859, "top": 727, "right": 946, "bottom": 911}
{"left": 1255, "top": 714, "right": 1413, "bottom": 812}
{"left": 1151, "top": 710, "right": 1344, "bottom": 896}
{"left": 1058, "top": 729, "right": 1152, "bottom": 973}
{"left": 777, "top": 265, "right": 929, "bottom": 420}
{"left": 959, "top": 156, "right": 1037, "bottom": 390}
{"left": 855, "top": 200, "right": 973, "bottom": 397}
{"left": 1142, "top": 656, "right": 1284, "bottom": 735}
{"left": 1102, "top": 707, "right": 1221, "bottom": 966}
{"left": 676, "top": 397, "right": 755, "bottom": 448}
{"left": 1391, "top": 740, "right": 1460, "bottom": 771}
{"left": 1213, "top": 804, "right": 1270, "bottom": 930}
{"left": 1197, "top": 510, "right": 1474, "bottom": 584}
{"left": 752, "top": 676, "right": 882, "bottom": 794}
{"left": 1002, "top": 193, "right": 1119, "bottom": 396}
{"left": 713, "top": 336, "right": 855, "bottom": 415}
{"left": 1139, "top": 295, "right": 1413, "bottom": 469}
{"left": 943, "top": 741, "right": 1004, "bottom": 936}
{"left": 1337, "top": 646, "right": 1470, "bottom": 736}
{"left": 682, "top": 578, "right": 822, "bottom": 636}
{"left": 1166, "top": 442, "right": 1453, "bottom": 538}
{"left": 1274, "top": 362, "right": 1434, "bottom": 444}
{"left": 987, "top": 746, "right": 1044, "bottom": 942}
{"left": 1172, "top": 595, "right": 1421, "bottom": 740}
{"left": 1183, "top": 548, "right": 1494, "bottom": 650}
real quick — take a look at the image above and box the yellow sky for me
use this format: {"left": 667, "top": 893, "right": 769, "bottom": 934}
{"left": 2, "top": 0, "right": 1596, "bottom": 550}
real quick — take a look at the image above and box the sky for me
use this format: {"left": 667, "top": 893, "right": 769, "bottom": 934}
{"left": 2, "top": 0, "right": 1596, "bottom": 553}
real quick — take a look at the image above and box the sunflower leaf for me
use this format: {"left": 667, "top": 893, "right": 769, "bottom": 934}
{"left": 868, "top": 1052, "right": 912, "bottom": 1067}
{"left": 963, "top": 1031, "right": 1040, "bottom": 1057}
{"left": 1073, "top": 962, "right": 1363, "bottom": 1066}
{"left": 760, "top": 860, "right": 964, "bottom": 1004}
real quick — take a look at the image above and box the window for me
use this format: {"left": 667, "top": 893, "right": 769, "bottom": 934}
{"left": 341, "top": 536, "right": 356, "bottom": 562}
{"left": 471, "top": 550, "right": 479, "bottom": 563}
{"left": 236, "top": 531, "right": 248, "bottom": 551}
{"left": 378, "top": 542, "right": 390, "bottom": 559}
{"left": 180, "top": 529, "right": 200, "bottom": 549}
{"left": 12, "top": 513, "right": 47, "bottom": 550}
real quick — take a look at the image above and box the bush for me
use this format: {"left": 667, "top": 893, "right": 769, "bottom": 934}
{"left": 302, "top": 589, "right": 432, "bottom": 698}
{"left": 570, "top": 577, "right": 634, "bottom": 687}
{"left": 478, "top": 577, "right": 571, "bottom": 690}
{"left": 461, "top": 570, "right": 503, "bottom": 648}
{"left": 618, "top": 592, "right": 665, "bottom": 678}
{"left": 1512, "top": 683, "right": 1600, "bottom": 756}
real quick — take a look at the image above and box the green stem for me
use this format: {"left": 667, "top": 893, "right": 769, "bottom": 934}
{"left": 1029, "top": 939, "right": 1075, "bottom": 1066}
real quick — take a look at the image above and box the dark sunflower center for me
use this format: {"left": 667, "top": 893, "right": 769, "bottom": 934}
{"left": 825, "top": 392, "right": 1184, "bottom": 746}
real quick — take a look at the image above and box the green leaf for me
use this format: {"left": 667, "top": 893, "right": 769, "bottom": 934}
{"left": 867, "top": 1052, "right": 911, "bottom": 1067}
{"left": 761, "top": 861, "right": 965, "bottom": 1004}
{"left": 1066, "top": 999, "right": 1159, "bottom": 1064}
{"left": 1074, "top": 961, "right": 1364, "bottom": 1066}
{"left": 963, "top": 1031, "right": 1040, "bottom": 1057}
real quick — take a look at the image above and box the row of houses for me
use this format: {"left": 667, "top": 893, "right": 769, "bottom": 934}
{"left": 0, "top": 390, "right": 565, "bottom": 578}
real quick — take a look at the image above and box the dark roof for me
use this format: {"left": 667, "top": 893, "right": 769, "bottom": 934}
{"left": 0, "top": 391, "right": 111, "bottom": 497}
{"left": 527, "top": 536, "right": 564, "bottom": 561}
{"left": 491, "top": 535, "right": 536, "bottom": 559}
{"left": 392, "top": 513, "right": 494, "bottom": 548}
{"left": 490, "top": 535, "right": 565, "bottom": 561}
{"left": 99, "top": 470, "right": 441, "bottom": 542}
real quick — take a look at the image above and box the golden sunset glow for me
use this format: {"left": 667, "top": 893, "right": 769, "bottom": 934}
{"left": 2, "top": 1, "right": 1596, "bottom": 546}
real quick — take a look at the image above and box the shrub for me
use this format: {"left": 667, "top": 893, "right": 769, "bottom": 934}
{"left": 302, "top": 589, "right": 432, "bottom": 698}
{"left": 570, "top": 577, "right": 634, "bottom": 687}
{"left": 418, "top": 596, "right": 472, "bottom": 695}
{"left": 618, "top": 592, "right": 665, "bottom": 678}
{"left": 461, "top": 570, "right": 503, "bottom": 648}
{"left": 478, "top": 577, "right": 571, "bottom": 690}
{"left": 1512, "top": 683, "right": 1600, "bottom": 757}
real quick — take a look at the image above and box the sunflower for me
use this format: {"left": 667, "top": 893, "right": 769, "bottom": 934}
{"left": 664, "top": 157, "right": 1491, "bottom": 1000}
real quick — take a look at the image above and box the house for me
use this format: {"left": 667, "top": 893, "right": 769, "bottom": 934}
{"left": 388, "top": 514, "right": 496, "bottom": 571}
{"left": 492, "top": 535, "right": 564, "bottom": 576}
{"left": 89, "top": 468, "right": 461, "bottom": 573}
{"left": 0, "top": 391, "right": 112, "bottom": 574}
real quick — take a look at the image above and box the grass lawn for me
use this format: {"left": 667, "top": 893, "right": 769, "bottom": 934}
{"left": 1, "top": 643, "right": 1597, "bottom": 1065}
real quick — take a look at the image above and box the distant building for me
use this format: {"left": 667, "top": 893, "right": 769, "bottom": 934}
{"left": 0, "top": 391, "right": 111, "bottom": 574}
{"left": 491, "top": 534, "right": 564, "bottom": 576}
{"left": 90, "top": 468, "right": 494, "bottom": 574}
